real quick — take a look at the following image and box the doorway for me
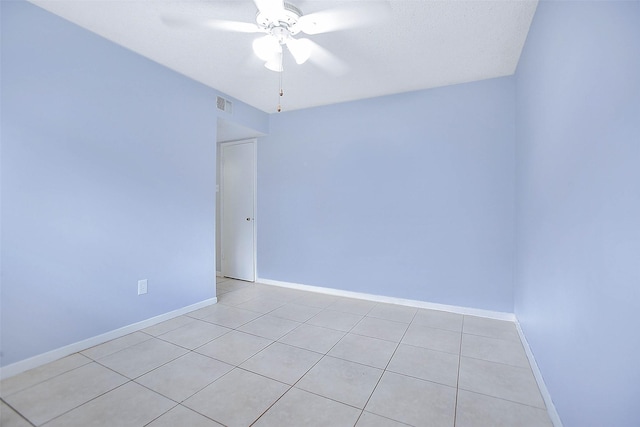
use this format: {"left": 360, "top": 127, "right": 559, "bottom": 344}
{"left": 220, "top": 139, "right": 256, "bottom": 281}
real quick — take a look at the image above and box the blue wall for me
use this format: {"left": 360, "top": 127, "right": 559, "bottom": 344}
{"left": 515, "top": 1, "right": 640, "bottom": 426}
{"left": 0, "top": 1, "right": 267, "bottom": 366}
{"left": 258, "top": 78, "right": 516, "bottom": 312}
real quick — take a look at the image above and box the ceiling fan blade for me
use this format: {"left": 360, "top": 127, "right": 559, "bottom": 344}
{"left": 207, "top": 20, "right": 264, "bottom": 33}
{"left": 161, "top": 15, "right": 262, "bottom": 33}
{"left": 254, "top": 0, "right": 284, "bottom": 14}
{"left": 298, "top": 3, "right": 389, "bottom": 35}
{"left": 307, "top": 40, "right": 348, "bottom": 76}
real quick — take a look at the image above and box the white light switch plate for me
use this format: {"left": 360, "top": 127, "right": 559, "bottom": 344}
{"left": 138, "top": 279, "right": 148, "bottom": 295}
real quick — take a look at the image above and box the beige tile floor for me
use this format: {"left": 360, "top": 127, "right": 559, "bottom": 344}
{"left": 0, "top": 278, "right": 554, "bottom": 427}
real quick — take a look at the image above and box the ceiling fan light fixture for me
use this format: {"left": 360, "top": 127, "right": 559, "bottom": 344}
{"left": 264, "top": 51, "right": 283, "bottom": 72}
{"left": 253, "top": 35, "right": 281, "bottom": 61}
{"left": 286, "top": 37, "right": 311, "bottom": 64}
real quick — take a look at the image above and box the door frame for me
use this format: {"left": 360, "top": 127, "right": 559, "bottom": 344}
{"left": 219, "top": 138, "right": 257, "bottom": 282}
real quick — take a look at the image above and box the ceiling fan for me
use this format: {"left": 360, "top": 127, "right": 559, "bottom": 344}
{"left": 163, "top": 0, "right": 387, "bottom": 74}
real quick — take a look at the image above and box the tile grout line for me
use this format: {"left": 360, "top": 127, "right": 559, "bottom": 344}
{"left": 140, "top": 402, "right": 181, "bottom": 427}
{"left": 249, "top": 300, "right": 392, "bottom": 426}
{"left": 453, "top": 316, "right": 465, "bottom": 427}
{"left": 0, "top": 356, "right": 94, "bottom": 399}
{"left": 246, "top": 339, "right": 335, "bottom": 426}
{"left": 185, "top": 365, "right": 286, "bottom": 426}
{"left": 180, "top": 287, "right": 311, "bottom": 424}
{"left": 1, "top": 396, "right": 37, "bottom": 427}
{"left": 277, "top": 303, "right": 377, "bottom": 424}
{"left": 239, "top": 287, "right": 356, "bottom": 426}
{"left": 5, "top": 358, "right": 138, "bottom": 426}
{"left": 38, "top": 378, "right": 133, "bottom": 426}
{"left": 355, "top": 308, "right": 418, "bottom": 426}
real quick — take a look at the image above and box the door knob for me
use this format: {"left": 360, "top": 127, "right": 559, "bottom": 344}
{"left": 246, "top": 217, "right": 251, "bottom": 221}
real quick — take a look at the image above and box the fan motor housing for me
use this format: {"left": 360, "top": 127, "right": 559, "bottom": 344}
{"left": 256, "top": 2, "right": 303, "bottom": 36}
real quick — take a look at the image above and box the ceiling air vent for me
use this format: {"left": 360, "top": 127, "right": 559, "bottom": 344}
{"left": 216, "top": 96, "right": 233, "bottom": 114}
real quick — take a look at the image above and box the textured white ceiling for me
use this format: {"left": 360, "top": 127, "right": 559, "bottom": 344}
{"left": 28, "top": 0, "right": 538, "bottom": 114}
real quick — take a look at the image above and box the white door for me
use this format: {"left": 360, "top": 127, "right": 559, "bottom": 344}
{"left": 221, "top": 140, "right": 256, "bottom": 281}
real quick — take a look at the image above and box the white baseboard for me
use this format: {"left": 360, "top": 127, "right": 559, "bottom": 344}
{"left": 256, "top": 277, "right": 516, "bottom": 321}
{"left": 515, "top": 321, "right": 563, "bottom": 427}
{"left": 0, "top": 297, "right": 217, "bottom": 380}
{"left": 216, "top": 271, "right": 223, "bottom": 277}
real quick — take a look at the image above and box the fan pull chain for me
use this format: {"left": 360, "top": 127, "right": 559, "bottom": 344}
{"left": 277, "top": 55, "right": 284, "bottom": 113}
